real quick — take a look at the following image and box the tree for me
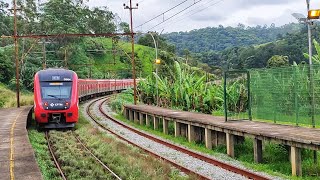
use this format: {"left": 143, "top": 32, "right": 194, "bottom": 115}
{"left": 38, "top": 0, "right": 116, "bottom": 34}
{"left": 119, "top": 22, "right": 130, "bottom": 33}
{"left": 0, "top": 48, "right": 14, "bottom": 84}
{"left": 137, "top": 33, "right": 175, "bottom": 54}
{"left": 0, "top": 1, "right": 11, "bottom": 36}
{"left": 267, "top": 55, "right": 289, "bottom": 68}
{"left": 163, "top": 23, "right": 302, "bottom": 55}
{"left": 87, "top": 7, "right": 116, "bottom": 33}
{"left": 183, "top": 49, "right": 190, "bottom": 65}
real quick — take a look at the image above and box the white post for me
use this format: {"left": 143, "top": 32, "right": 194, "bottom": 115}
{"left": 149, "top": 32, "right": 159, "bottom": 106}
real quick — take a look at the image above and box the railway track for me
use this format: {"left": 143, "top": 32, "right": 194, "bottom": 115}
{"left": 45, "top": 130, "right": 122, "bottom": 180}
{"left": 45, "top": 131, "right": 67, "bottom": 180}
{"left": 72, "top": 132, "right": 122, "bottom": 180}
{"left": 86, "top": 97, "right": 211, "bottom": 179}
{"left": 87, "top": 96, "right": 270, "bottom": 180}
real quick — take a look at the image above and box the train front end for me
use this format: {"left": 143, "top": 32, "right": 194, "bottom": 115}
{"left": 34, "top": 69, "right": 78, "bottom": 128}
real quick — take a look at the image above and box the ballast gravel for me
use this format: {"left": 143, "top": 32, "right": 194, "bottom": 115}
{"left": 83, "top": 98, "right": 284, "bottom": 180}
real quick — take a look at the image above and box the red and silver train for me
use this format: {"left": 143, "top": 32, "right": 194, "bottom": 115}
{"left": 34, "top": 68, "right": 134, "bottom": 128}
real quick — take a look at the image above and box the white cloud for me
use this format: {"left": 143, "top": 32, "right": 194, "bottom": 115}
{"left": 3, "top": 0, "right": 319, "bottom": 32}
{"left": 124, "top": 0, "right": 313, "bottom": 32}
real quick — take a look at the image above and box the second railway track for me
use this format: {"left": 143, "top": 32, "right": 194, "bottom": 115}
{"left": 45, "top": 131, "right": 67, "bottom": 180}
{"left": 85, "top": 96, "right": 271, "bottom": 180}
{"left": 72, "top": 132, "right": 122, "bottom": 180}
{"left": 46, "top": 130, "right": 122, "bottom": 180}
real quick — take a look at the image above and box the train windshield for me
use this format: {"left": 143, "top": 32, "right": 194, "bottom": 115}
{"left": 41, "top": 82, "right": 72, "bottom": 99}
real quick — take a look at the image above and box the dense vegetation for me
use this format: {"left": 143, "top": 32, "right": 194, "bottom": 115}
{"left": 164, "top": 23, "right": 302, "bottom": 54}
{"left": 195, "top": 26, "right": 320, "bottom": 70}
{"left": 161, "top": 22, "right": 320, "bottom": 72}
{"left": 0, "top": 0, "right": 181, "bottom": 92}
{"left": 0, "top": 83, "right": 33, "bottom": 107}
{"left": 250, "top": 62, "right": 320, "bottom": 127}
{"left": 137, "top": 33, "right": 176, "bottom": 54}
{"left": 139, "top": 62, "right": 223, "bottom": 113}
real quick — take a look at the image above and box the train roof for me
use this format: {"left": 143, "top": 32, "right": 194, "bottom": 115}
{"left": 36, "top": 68, "right": 77, "bottom": 82}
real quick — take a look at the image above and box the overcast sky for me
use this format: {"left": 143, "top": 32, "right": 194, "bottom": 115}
{"left": 4, "top": 0, "right": 319, "bottom": 33}
{"left": 85, "top": 0, "right": 320, "bottom": 33}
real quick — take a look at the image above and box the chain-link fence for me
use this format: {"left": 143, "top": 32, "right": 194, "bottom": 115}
{"left": 224, "top": 71, "right": 251, "bottom": 121}
{"left": 250, "top": 65, "right": 320, "bottom": 127}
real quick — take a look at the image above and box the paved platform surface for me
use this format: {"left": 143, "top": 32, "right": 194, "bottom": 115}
{"left": 0, "top": 106, "right": 42, "bottom": 180}
{"left": 125, "top": 104, "right": 320, "bottom": 150}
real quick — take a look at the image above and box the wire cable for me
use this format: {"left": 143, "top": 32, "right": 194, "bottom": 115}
{"left": 137, "top": 0, "right": 146, "bottom": 4}
{"left": 155, "top": 0, "right": 225, "bottom": 31}
{"left": 153, "top": 0, "right": 214, "bottom": 31}
{"left": 146, "top": 0, "right": 204, "bottom": 31}
{"left": 135, "top": 0, "right": 189, "bottom": 28}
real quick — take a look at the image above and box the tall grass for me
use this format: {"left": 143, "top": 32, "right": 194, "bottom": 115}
{"left": 109, "top": 89, "right": 134, "bottom": 113}
{"left": 0, "top": 83, "right": 33, "bottom": 108}
{"left": 29, "top": 110, "right": 189, "bottom": 179}
{"left": 28, "top": 124, "right": 61, "bottom": 180}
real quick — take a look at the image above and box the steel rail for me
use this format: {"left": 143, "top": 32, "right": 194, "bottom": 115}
{"left": 99, "top": 97, "right": 270, "bottom": 180}
{"left": 86, "top": 97, "right": 210, "bottom": 180}
{"left": 45, "top": 131, "right": 67, "bottom": 180}
{"left": 72, "top": 132, "right": 122, "bottom": 180}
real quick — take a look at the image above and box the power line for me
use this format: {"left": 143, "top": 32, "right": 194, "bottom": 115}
{"left": 146, "top": 0, "right": 204, "bottom": 31}
{"left": 155, "top": 0, "right": 225, "bottom": 31}
{"left": 135, "top": 0, "right": 189, "bottom": 28}
{"left": 153, "top": 0, "right": 213, "bottom": 30}
{"left": 137, "top": 0, "right": 146, "bottom": 4}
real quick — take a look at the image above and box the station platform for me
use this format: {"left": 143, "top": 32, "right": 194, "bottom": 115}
{"left": 0, "top": 106, "right": 42, "bottom": 180}
{"left": 124, "top": 104, "right": 320, "bottom": 176}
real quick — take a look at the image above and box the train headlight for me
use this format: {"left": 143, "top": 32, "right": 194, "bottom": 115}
{"left": 65, "top": 102, "right": 69, "bottom": 106}
{"left": 44, "top": 102, "right": 48, "bottom": 107}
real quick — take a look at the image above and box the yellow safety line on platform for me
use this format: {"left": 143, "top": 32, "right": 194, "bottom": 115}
{"left": 10, "top": 109, "right": 23, "bottom": 180}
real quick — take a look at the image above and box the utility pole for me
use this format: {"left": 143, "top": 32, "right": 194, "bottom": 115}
{"left": 306, "top": 0, "right": 315, "bottom": 127}
{"left": 112, "top": 37, "right": 117, "bottom": 65}
{"left": 64, "top": 49, "right": 67, "bottom": 68}
{"left": 306, "top": 0, "right": 317, "bottom": 165}
{"left": 13, "top": 0, "right": 20, "bottom": 108}
{"left": 42, "top": 40, "right": 46, "bottom": 69}
{"left": 124, "top": 1, "right": 138, "bottom": 105}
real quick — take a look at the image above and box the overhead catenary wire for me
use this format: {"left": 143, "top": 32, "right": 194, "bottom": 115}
{"left": 150, "top": 0, "right": 214, "bottom": 31}
{"left": 146, "top": 0, "right": 204, "bottom": 31}
{"left": 135, "top": 0, "right": 189, "bottom": 28}
{"left": 154, "top": 0, "right": 225, "bottom": 32}
{"left": 137, "top": 0, "right": 146, "bottom": 4}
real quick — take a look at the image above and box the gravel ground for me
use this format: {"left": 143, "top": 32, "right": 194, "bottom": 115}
{"left": 82, "top": 97, "right": 285, "bottom": 180}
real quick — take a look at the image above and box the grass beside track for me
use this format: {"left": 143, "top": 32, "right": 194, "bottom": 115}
{"left": 29, "top": 106, "right": 189, "bottom": 180}
{"left": 110, "top": 92, "right": 320, "bottom": 180}
{"left": 0, "top": 83, "right": 33, "bottom": 108}
{"left": 49, "top": 130, "right": 114, "bottom": 179}
{"left": 75, "top": 112, "right": 188, "bottom": 179}
{"left": 28, "top": 129, "right": 61, "bottom": 180}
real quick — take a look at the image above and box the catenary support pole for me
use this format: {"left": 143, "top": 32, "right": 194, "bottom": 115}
{"left": 13, "top": 0, "right": 20, "bottom": 108}
{"left": 124, "top": 1, "right": 138, "bottom": 105}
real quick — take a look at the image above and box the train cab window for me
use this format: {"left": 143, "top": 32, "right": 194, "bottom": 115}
{"left": 41, "top": 82, "right": 72, "bottom": 99}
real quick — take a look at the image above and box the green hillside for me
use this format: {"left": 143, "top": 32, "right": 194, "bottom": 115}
{"left": 164, "top": 23, "right": 302, "bottom": 55}
{"left": 0, "top": 36, "right": 180, "bottom": 91}
{"left": 168, "top": 24, "right": 320, "bottom": 72}
{"left": 73, "top": 37, "right": 157, "bottom": 79}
